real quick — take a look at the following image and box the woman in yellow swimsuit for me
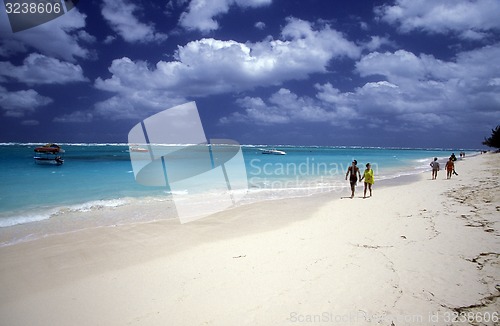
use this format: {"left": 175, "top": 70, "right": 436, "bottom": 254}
{"left": 360, "top": 163, "right": 374, "bottom": 198}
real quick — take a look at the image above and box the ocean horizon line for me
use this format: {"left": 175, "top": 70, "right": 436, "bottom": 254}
{"left": 0, "top": 142, "right": 484, "bottom": 151}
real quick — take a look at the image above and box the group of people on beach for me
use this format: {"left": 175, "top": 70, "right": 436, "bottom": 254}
{"left": 430, "top": 153, "right": 460, "bottom": 180}
{"left": 345, "top": 152, "right": 463, "bottom": 198}
{"left": 345, "top": 160, "right": 373, "bottom": 199}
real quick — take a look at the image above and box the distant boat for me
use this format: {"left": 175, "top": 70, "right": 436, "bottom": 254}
{"left": 130, "top": 146, "right": 149, "bottom": 153}
{"left": 260, "top": 148, "right": 286, "bottom": 155}
{"left": 34, "top": 143, "right": 65, "bottom": 165}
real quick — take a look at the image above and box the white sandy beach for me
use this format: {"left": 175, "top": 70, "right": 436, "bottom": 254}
{"left": 0, "top": 153, "right": 498, "bottom": 326}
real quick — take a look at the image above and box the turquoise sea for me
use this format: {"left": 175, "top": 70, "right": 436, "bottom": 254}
{"left": 0, "top": 143, "right": 478, "bottom": 235}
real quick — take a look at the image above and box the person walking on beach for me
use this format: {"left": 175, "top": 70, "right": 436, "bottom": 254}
{"left": 445, "top": 158, "right": 454, "bottom": 179}
{"left": 450, "top": 154, "right": 458, "bottom": 176}
{"left": 345, "top": 160, "right": 361, "bottom": 198}
{"left": 360, "top": 163, "right": 374, "bottom": 198}
{"left": 430, "top": 157, "right": 439, "bottom": 180}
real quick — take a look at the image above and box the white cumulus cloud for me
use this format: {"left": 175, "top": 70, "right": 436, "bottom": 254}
{"left": 376, "top": 0, "right": 500, "bottom": 40}
{"left": 101, "top": 0, "right": 168, "bottom": 43}
{"left": 53, "top": 111, "right": 93, "bottom": 123}
{"left": 0, "top": 53, "right": 88, "bottom": 85}
{"left": 255, "top": 21, "right": 266, "bottom": 30}
{"left": 0, "top": 8, "right": 92, "bottom": 62}
{"left": 221, "top": 87, "right": 357, "bottom": 127}
{"left": 179, "top": 0, "right": 272, "bottom": 32}
{"left": 93, "top": 18, "right": 360, "bottom": 119}
{"left": 0, "top": 86, "right": 53, "bottom": 117}
{"left": 360, "top": 35, "right": 396, "bottom": 52}
{"left": 222, "top": 43, "right": 500, "bottom": 132}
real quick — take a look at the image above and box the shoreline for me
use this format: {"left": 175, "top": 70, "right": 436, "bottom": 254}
{"left": 0, "top": 152, "right": 498, "bottom": 325}
{"left": 1, "top": 153, "right": 440, "bottom": 247}
{"left": 0, "top": 144, "right": 481, "bottom": 233}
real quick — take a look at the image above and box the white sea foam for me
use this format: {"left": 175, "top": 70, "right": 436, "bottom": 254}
{"left": 0, "top": 212, "right": 53, "bottom": 228}
{"left": 62, "top": 198, "right": 128, "bottom": 213}
{"left": 0, "top": 198, "right": 130, "bottom": 228}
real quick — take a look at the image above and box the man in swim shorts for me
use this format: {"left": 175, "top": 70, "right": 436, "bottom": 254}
{"left": 430, "top": 157, "right": 439, "bottom": 180}
{"left": 345, "top": 160, "right": 361, "bottom": 198}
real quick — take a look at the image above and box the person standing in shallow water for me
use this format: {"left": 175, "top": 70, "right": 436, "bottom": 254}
{"left": 360, "top": 163, "right": 374, "bottom": 198}
{"left": 345, "top": 160, "right": 361, "bottom": 198}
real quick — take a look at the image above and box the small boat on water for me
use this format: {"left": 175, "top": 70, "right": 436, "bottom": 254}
{"left": 130, "top": 145, "right": 149, "bottom": 153}
{"left": 34, "top": 143, "right": 65, "bottom": 165}
{"left": 260, "top": 148, "right": 286, "bottom": 155}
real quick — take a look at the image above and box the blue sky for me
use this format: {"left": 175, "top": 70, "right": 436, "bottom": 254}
{"left": 0, "top": 0, "right": 499, "bottom": 148}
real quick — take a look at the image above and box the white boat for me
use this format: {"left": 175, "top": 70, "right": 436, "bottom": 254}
{"left": 260, "top": 148, "right": 286, "bottom": 155}
{"left": 130, "top": 146, "right": 149, "bottom": 153}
